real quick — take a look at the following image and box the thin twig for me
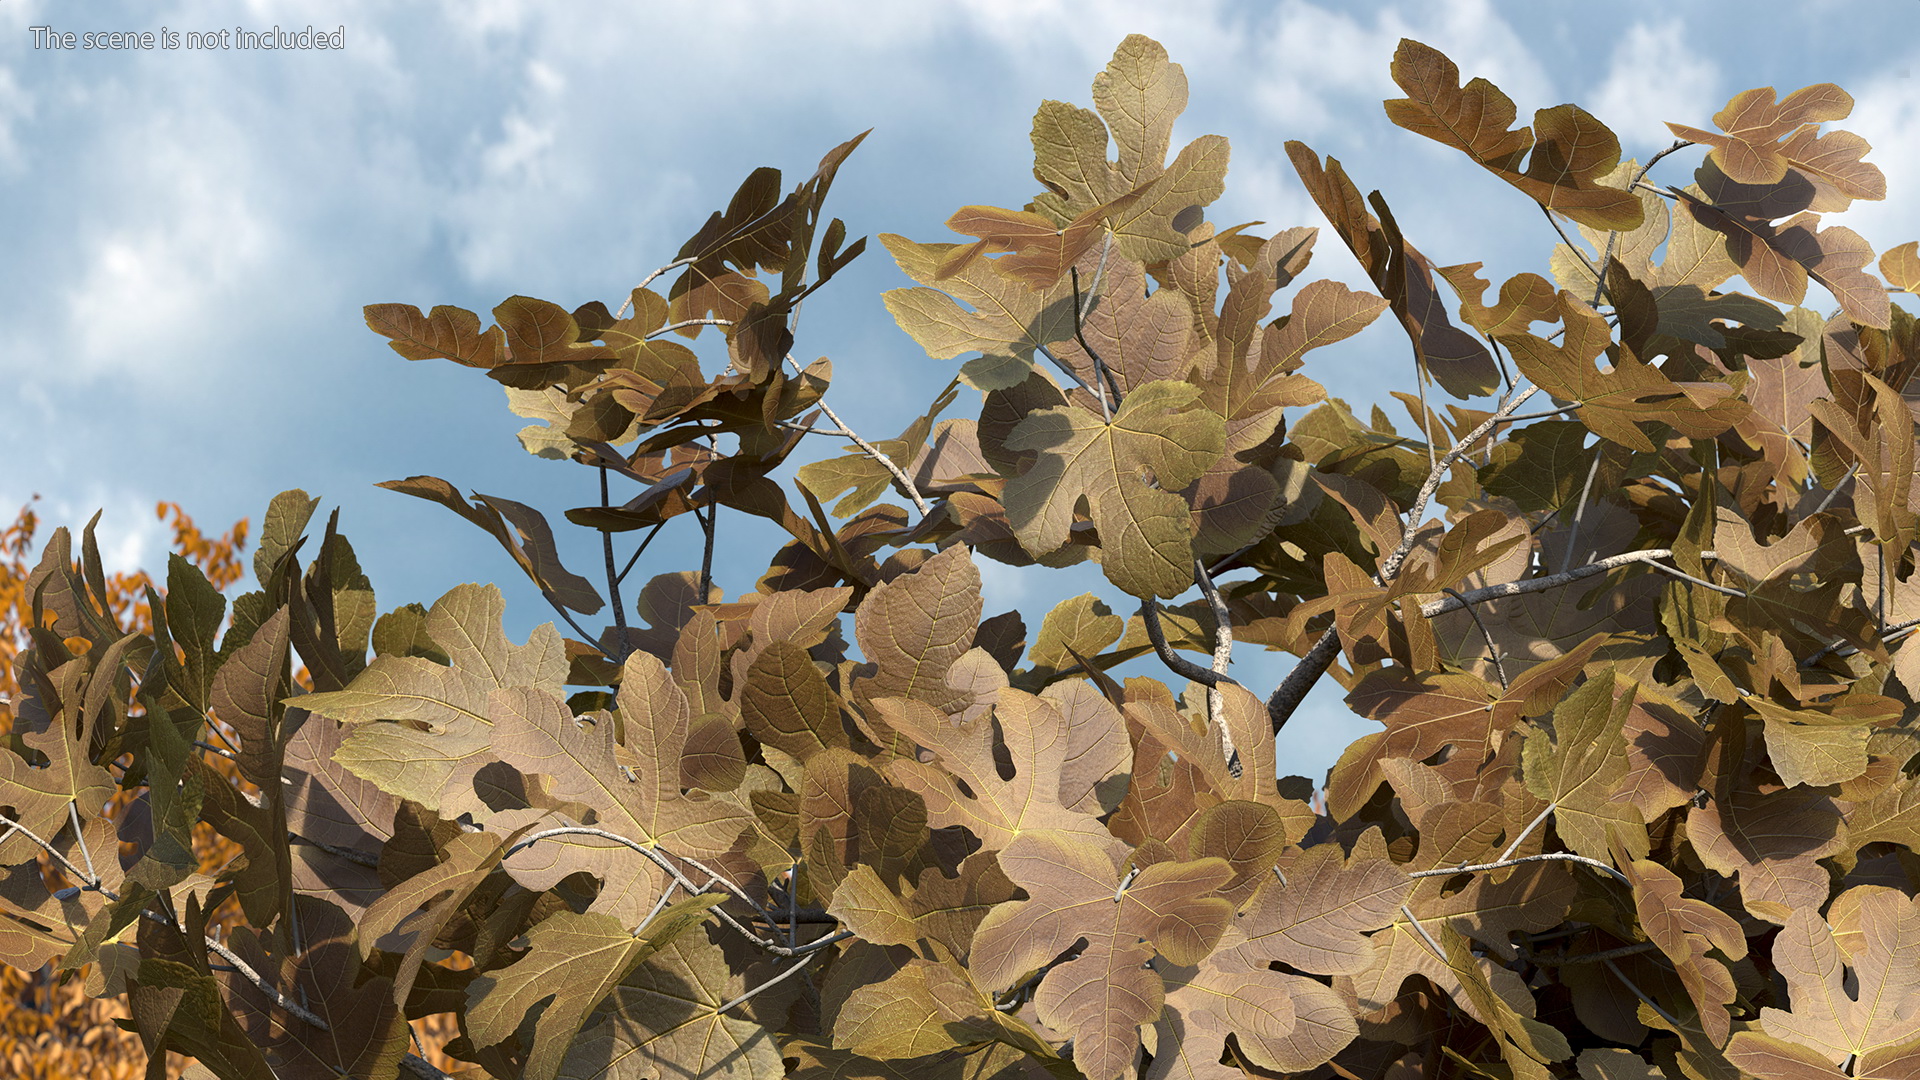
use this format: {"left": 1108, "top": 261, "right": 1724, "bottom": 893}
{"left": 0, "top": 812, "right": 95, "bottom": 888}
{"left": 537, "top": 588, "right": 602, "bottom": 651}
{"left": 1639, "top": 559, "right": 1746, "bottom": 598}
{"left": 1812, "top": 462, "right": 1858, "bottom": 515}
{"left": 1529, "top": 939, "right": 1659, "bottom": 966}
{"left": 67, "top": 802, "right": 98, "bottom": 886}
{"left": 714, "top": 935, "right": 847, "bottom": 1016}
{"left": 1499, "top": 804, "right": 1555, "bottom": 864}
{"left": 1269, "top": 383, "right": 1544, "bottom": 733}
{"left": 698, "top": 498, "right": 717, "bottom": 604}
{"left": 1070, "top": 265, "right": 1119, "bottom": 419}
{"left": 1407, "top": 850, "right": 1630, "bottom": 886}
{"left": 1604, "top": 958, "right": 1682, "bottom": 1030}
{"left": 1541, "top": 204, "right": 1602, "bottom": 289}
{"left": 503, "top": 826, "right": 817, "bottom": 955}
{"left": 1417, "top": 549, "right": 1721, "bottom": 617}
{"left": 784, "top": 356, "right": 931, "bottom": 516}
{"left": 1400, "top": 904, "right": 1446, "bottom": 960}
{"left": 1496, "top": 404, "right": 1584, "bottom": 425}
{"left": 618, "top": 257, "right": 701, "bottom": 317}
{"left": 1558, "top": 448, "right": 1606, "bottom": 575}
{"left": 617, "top": 522, "right": 667, "bottom": 587}
{"left": 646, "top": 317, "right": 734, "bottom": 340}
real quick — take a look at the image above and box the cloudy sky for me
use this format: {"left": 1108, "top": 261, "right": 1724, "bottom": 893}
{"left": 5, "top": 0, "right": 1919, "bottom": 780}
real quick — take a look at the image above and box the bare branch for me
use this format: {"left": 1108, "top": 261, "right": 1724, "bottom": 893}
{"left": 1194, "top": 558, "right": 1240, "bottom": 777}
{"left": 1269, "top": 382, "right": 1544, "bottom": 733}
{"left": 1407, "top": 850, "right": 1630, "bottom": 886}
{"left": 785, "top": 356, "right": 931, "bottom": 516}
{"left": 617, "top": 257, "right": 701, "bottom": 318}
{"left": 714, "top": 935, "right": 847, "bottom": 1016}
{"left": 1416, "top": 549, "right": 1722, "bottom": 618}
{"left": 1138, "top": 598, "right": 1238, "bottom": 689}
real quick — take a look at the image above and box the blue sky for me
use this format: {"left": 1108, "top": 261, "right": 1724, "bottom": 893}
{"left": 5, "top": 0, "right": 1919, "bottom": 781}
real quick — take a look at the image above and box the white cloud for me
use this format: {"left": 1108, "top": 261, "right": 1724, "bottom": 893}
{"left": 1835, "top": 64, "right": 1920, "bottom": 255}
{"left": 0, "top": 67, "right": 33, "bottom": 172}
{"left": 1248, "top": 0, "right": 1550, "bottom": 137}
{"left": 1587, "top": 20, "right": 1720, "bottom": 152}
{"left": 61, "top": 113, "right": 273, "bottom": 381}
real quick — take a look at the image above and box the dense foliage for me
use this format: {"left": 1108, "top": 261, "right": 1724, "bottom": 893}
{"left": 9, "top": 33, "right": 1920, "bottom": 1080}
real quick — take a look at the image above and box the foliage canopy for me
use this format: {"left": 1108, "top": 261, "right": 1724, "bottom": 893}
{"left": 10, "top": 32, "right": 1920, "bottom": 1080}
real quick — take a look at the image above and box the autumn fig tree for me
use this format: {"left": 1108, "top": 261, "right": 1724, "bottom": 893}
{"left": 12, "top": 33, "right": 1920, "bottom": 1080}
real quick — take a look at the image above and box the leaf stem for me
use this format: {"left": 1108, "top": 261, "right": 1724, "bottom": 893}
{"left": 1268, "top": 382, "right": 1543, "bottom": 733}
{"left": 1441, "top": 587, "right": 1507, "bottom": 690}
{"left": 1070, "top": 265, "right": 1120, "bottom": 420}
{"left": 601, "top": 465, "right": 632, "bottom": 663}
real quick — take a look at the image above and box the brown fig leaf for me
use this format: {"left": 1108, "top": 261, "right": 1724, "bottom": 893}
{"left": 555, "top": 929, "right": 787, "bottom": 1080}
{"left": 1017, "top": 593, "right": 1125, "bottom": 690}
{"left": 1442, "top": 923, "right": 1573, "bottom": 1076}
{"left": 741, "top": 640, "right": 847, "bottom": 763}
{"left": 1348, "top": 825, "right": 1577, "bottom": 1024}
{"left": 1623, "top": 854, "right": 1745, "bottom": 1048}
{"left": 378, "top": 477, "right": 604, "bottom": 615}
{"left": 1285, "top": 142, "right": 1500, "bottom": 399}
{"left": 881, "top": 688, "right": 1113, "bottom": 852}
{"left": 1147, "top": 945, "right": 1355, "bottom": 1078}
{"left": 971, "top": 832, "right": 1234, "bottom": 1080}
{"left": 1755, "top": 885, "right": 1920, "bottom": 1066}
{"left": 214, "top": 898, "right": 410, "bottom": 1080}
{"left": 1002, "top": 379, "right": 1226, "bottom": 599}
{"left": 465, "top": 898, "right": 723, "bottom": 1080}
{"left": 1385, "top": 39, "right": 1642, "bottom": 230}
{"left": 1522, "top": 671, "right": 1646, "bottom": 861}
{"left": 490, "top": 661, "right": 755, "bottom": 928}
{"left": 1881, "top": 241, "right": 1920, "bottom": 292}
{"left": 363, "top": 303, "right": 506, "bottom": 369}
{"left": 1689, "top": 777, "right": 1846, "bottom": 924}
{"left": 827, "top": 850, "right": 1020, "bottom": 961}
{"left": 1501, "top": 290, "right": 1748, "bottom": 453}
{"left": 880, "top": 232, "right": 1079, "bottom": 371}
{"left": 297, "top": 583, "right": 567, "bottom": 816}
{"left": 1667, "top": 83, "right": 1883, "bottom": 195}
{"left": 1231, "top": 840, "right": 1409, "bottom": 976}
{"left": 1675, "top": 172, "right": 1890, "bottom": 329}
{"left": 851, "top": 543, "right": 983, "bottom": 718}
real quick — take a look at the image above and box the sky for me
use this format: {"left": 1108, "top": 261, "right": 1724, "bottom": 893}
{"left": 5, "top": 0, "right": 1920, "bottom": 783}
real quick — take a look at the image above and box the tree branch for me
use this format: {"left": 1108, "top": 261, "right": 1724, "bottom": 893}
{"left": 1138, "top": 598, "right": 1239, "bottom": 689}
{"left": 1268, "top": 381, "right": 1547, "bottom": 734}
{"left": 1415, "top": 549, "right": 1722, "bottom": 618}
{"left": 1194, "top": 558, "right": 1240, "bottom": 777}
{"left": 1407, "top": 850, "right": 1630, "bottom": 886}
{"left": 785, "top": 355, "right": 931, "bottom": 516}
